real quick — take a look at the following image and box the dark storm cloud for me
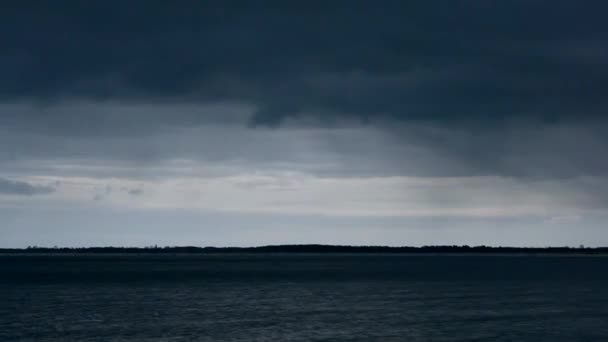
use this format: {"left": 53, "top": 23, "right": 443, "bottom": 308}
{"left": 2, "top": 1, "right": 608, "bottom": 181}
{"left": 2, "top": 1, "right": 608, "bottom": 125}
{"left": 0, "top": 178, "right": 55, "bottom": 196}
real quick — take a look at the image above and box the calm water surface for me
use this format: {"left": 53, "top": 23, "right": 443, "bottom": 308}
{"left": 1, "top": 254, "right": 607, "bottom": 341}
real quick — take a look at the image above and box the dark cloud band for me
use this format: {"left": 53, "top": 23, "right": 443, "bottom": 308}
{"left": 0, "top": 178, "right": 55, "bottom": 196}
{"left": 2, "top": 1, "right": 607, "bottom": 126}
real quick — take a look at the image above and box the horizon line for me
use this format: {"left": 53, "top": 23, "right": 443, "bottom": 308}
{"left": 2, "top": 244, "right": 607, "bottom": 254}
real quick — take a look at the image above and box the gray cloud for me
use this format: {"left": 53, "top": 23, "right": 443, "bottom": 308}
{"left": 3, "top": 2, "right": 608, "bottom": 247}
{"left": 127, "top": 188, "right": 144, "bottom": 196}
{"left": 0, "top": 3, "right": 606, "bottom": 181}
{"left": 2, "top": 104, "right": 606, "bottom": 180}
{"left": 93, "top": 185, "right": 112, "bottom": 201}
{"left": 1, "top": 1, "right": 607, "bottom": 126}
{"left": 0, "top": 178, "right": 55, "bottom": 196}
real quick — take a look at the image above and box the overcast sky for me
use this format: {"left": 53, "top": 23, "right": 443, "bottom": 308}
{"left": 2, "top": 1, "right": 608, "bottom": 247}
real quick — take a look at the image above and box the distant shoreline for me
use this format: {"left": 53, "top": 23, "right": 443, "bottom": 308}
{"left": 1, "top": 245, "right": 607, "bottom": 255}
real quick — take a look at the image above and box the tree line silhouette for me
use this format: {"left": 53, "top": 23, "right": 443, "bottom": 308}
{"left": 1, "top": 244, "right": 607, "bottom": 254}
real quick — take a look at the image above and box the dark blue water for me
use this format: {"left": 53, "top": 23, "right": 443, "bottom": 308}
{"left": 1, "top": 254, "right": 607, "bottom": 341}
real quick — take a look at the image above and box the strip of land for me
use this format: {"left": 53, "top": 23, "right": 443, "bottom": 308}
{"left": 1, "top": 245, "right": 607, "bottom": 254}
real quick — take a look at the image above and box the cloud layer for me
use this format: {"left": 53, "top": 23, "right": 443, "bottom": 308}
{"left": 2, "top": 1, "right": 608, "bottom": 124}
{"left": 0, "top": 178, "right": 55, "bottom": 196}
{"left": 1, "top": 2, "right": 607, "bottom": 246}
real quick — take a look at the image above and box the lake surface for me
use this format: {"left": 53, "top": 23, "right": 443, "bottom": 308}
{"left": 1, "top": 254, "right": 607, "bottom": 341}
